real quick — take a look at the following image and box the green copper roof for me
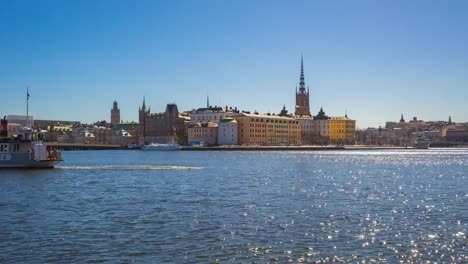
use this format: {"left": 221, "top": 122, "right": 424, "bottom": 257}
{"left": 220, "top": 117, "right": 237, "bottom": 123}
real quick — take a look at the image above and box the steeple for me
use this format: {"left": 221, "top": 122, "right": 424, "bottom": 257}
{"left": 141, "top": 96, "right": 147, "bottom": 112}
{"left": 139, "top": 96, "right": 148, "bottom": 135}
{"left": 294, "top": 55, "right": 311, "bottom": 116}
{"left": 207, "top": 96, "right": 210, "bottom": 108}
{"left": 299, "top": 55, "right": 306, "bottom": 93}
{"left": 400, "top": 114, "right": 405, "bottom": 123}
{"left": 448, "top": 116, "right": 452, "bottom": 125}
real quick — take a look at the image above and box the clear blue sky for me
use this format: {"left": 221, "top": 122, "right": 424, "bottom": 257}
{"left": 1, "top": 0, "right": 467, "bottom": 128}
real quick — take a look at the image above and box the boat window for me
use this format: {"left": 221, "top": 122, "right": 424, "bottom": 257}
{"left": 1, "top": 144, "right": 8, "bottom": 152}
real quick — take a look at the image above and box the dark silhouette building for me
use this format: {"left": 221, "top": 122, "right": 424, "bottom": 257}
{"left": 138, "top": 97, "right": 150, "bottom": 136}
{"left": 138, "top": 98, "right": 189, "bottom": 144}
{"left": 111, "top": 100, "right": 120, "bottom": 127}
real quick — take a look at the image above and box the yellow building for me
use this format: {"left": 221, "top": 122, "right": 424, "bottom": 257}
{"left": 187, "top": 122, "right": 218, "bottom": 146}
{"left": 234, "top": 113, "right": 301, "bottom": 145}
{"left": 329, "top": 116, "right": 356, "bottom": 144}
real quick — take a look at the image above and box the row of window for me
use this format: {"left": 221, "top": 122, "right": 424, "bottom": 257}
{"left": 250, "top": 124, "right": 300, "bottom": 130}
{"left": 194, "top": 115, "right": 231, "bottom": 121}
{"left": 331, "top": 126, "right": 355, "bottom": 129}
{"left": 303, "top": 125, "right": 329, "bottom": 129}
{"left": 330, "top": 129, "right": 356, "bottom": 133}
{"left": 189, "top": 128, "right": 217, "bottom": 133}
{"left": 330, "top": 120, "right": 355, "bottom": 123}
{"left": 242, "top": 133, "right": 300, "bottom": 139}
{"left": 190, "top": 134, "right": 215, "bottom": 138}
{"left": 249, "top": 129, "right": 299, "bottom": 134}
{"left": 330, "top": 135, "right": 356, "bottom": 139}
{"left": 250, "top": 118, "right": 299, "bottom": 124}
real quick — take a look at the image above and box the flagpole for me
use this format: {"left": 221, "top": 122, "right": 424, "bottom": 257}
{"left": 26, "top": 87, "right": 29, "bottom": 128}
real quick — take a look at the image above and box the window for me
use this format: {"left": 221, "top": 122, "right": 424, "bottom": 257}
{"left": 1, "top": 144, "right": 9, "bottom": 152}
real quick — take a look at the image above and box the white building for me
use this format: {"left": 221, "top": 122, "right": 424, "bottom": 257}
{"left": 311, "top": 107, "right": 329, "bottom": 138}
{"left": 190, "top": 106, "right": 236, "bottom": 124}
{"left": 218, "top": 117, "right": 238, "bottom": 145}
{"left": 312, "top": 120, "right": 329, "bottom": 138}
{"left": 295, "top": 116, "right": 314, "bottom": 134}
{"left": 294, "top": 107, "right": 330, "bottom": 144}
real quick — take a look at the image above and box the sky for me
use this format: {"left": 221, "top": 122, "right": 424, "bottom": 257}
{"left": 1, "top": 0, "right": 467, "bottom": 128}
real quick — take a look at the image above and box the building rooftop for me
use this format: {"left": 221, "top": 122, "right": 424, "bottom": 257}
{"left": 236, "top": 112, "right": 298, "bottom": 120}
{"left": 330, "top": 116, "right": 354, "bottom": 121}
{"left": 220, "top": 117, "right": 237, "bottom": 123}
{"left": 189, "top": 122, "right": 218, "bottom": 128}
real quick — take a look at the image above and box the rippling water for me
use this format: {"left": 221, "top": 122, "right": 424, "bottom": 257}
{"left": 1, "top": 149, "right": 467, "bottom": 263}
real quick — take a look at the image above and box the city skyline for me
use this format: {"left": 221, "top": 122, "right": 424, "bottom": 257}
{"left": 1, "top": 1, "right": 468, "bottom": 128}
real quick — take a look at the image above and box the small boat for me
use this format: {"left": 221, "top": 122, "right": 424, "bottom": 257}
{"left": 412, "top": 137, "right": 431, "bottom": 149}
{"left": 0, "top": 118, "right": 63, "bottom": 168}
{"left": 140, "top": 142, "right": 181, "bottom": 151}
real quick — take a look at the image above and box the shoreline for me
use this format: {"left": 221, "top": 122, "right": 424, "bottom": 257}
{"left": 47, "top": 142, "right": 467, "bottom": 151}
{"left": 181, "top": 145, "right": 413, "bottom": 151}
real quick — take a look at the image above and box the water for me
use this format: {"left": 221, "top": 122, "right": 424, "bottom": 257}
{"left": 1, "top": 149, "right": 467, "bottom": 263}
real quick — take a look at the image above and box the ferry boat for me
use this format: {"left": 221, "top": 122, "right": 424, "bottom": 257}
{"left": 140, "top": 142, "right": 181, "bottom": 151}
{"left": 412, "top": 137, "right": 431, "bottom": 149}
{"left": 0, "top": 117, "right": 63, "bottom": 168}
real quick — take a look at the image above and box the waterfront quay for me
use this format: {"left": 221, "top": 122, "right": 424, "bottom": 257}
{"left": 47, "top": 143, "right": 410, "bottom": 151}
{"left": 181, "top": 145, "right": 410, "bottom": 151}
{"left": 47, "top": 142, "right": 122, "bottom": 150}
{"left": 181, "top": 145, "right": 345, "bottom": 151}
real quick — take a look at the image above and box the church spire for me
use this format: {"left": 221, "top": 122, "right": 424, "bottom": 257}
{"left": 294, "top": 55, "right": 311, "bottom": 116}
{"left": 299, "top": 55, "right": 306, "bottom": 93}
{"left": 207, "top": 96, "right": 210, "bottom": 108}
{"left": 400, "top": 114, "right": 405, "bottom": 123}
{"left": 141, "top": 96, "right": 147, "bottom": 112}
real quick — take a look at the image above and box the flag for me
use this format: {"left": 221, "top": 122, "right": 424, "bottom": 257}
{"left": 27, "top": 90, "right": 30, "bottom": 100}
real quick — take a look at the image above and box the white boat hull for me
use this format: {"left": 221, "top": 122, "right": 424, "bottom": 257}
{"left": 0, "top": 152, "right": 62, "bottom": 168}
{"left": 413, "top": 140, "right": 431, "bottom": 149}
{"left": 140, "top": 143, "right": 181, "bottom": 151}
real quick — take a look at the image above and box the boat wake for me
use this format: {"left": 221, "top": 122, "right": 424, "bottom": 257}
{"left": 56, "top": 165, "right": 203, "bottom": 171}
